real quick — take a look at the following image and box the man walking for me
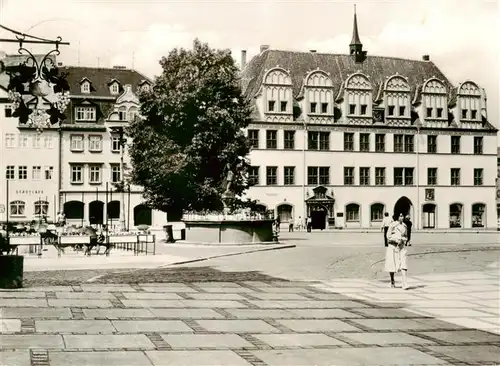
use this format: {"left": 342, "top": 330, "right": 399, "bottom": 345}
{"left": 381, "top": 212, "right": 392, "bottom": 247}
{"left": 404, "top": 215, "right": 413, "bottom": 246}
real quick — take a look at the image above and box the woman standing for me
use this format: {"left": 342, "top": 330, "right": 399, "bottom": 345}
{"left": 384, "top": 213, "right": 409, "bottom": 289}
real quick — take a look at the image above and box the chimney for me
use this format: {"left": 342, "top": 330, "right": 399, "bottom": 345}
{"left": 422, "top": 55, "right": 430, "bottom": 61}
{"left": 309, "top": 50, "right": 317, "bottom": 53}
{"left": 241, "top": 50, "right": 247, "bottom": 69}
{"left": 260, "top": 45, "right": 270, "bottom": 53}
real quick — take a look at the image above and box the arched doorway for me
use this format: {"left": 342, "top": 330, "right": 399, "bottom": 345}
{"left": 89, "top": 201, "right": 104, "bottom": 225}
{"left": 449, "top": 203, "right": 463, "bottom": 228}
{"left": 277, "top": 203, "right": 293, "bottom": 223}
{"left": 471, "top": 203, "right": 486, "bottom": 228}
{"left": 393, "top": 196, "right": 413, "bottom": 220}
{"left": 423, "top": 203, "right": 436, "bottom": 229}
{"left": 134, "top": 204, "right": 152, "bottom": 226}
{"left": 64, "top": 201, "right": 84, "bottom": 219}
{"left": 310, "top": 204, "right": 328, "bottom": 230}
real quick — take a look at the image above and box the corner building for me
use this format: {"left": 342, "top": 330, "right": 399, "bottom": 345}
{"left": 240, "top": 14, "right": 498, "bottom": 230}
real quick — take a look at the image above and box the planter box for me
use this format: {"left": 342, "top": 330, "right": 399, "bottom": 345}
{"left": 108, "top": 235, "right": 138, "bottom": 244}
{"left": 0, "top": 255, "right": 24, "bottom": 289}
{"left": 9, "top": 236, "right": 40, "bottom": 245}
{"left": 60, "top": 236, "right": 91, "bottom": 245}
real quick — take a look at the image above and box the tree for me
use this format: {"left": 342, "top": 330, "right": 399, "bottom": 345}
{"left": 127, "top": 39, "right": 253, "bottom": 220}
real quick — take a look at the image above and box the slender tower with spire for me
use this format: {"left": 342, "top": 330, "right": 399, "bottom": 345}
{"left": 349, "top": 5, "right": 367, "bottom": 63}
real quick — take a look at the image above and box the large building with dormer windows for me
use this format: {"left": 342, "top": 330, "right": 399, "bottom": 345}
{"left": 240, "top": 13, "right": 498, "bottom": 230}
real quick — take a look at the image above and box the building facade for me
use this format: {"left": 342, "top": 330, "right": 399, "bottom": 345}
{"left": 240, "top": 14, "right": 498, "bottom": 230}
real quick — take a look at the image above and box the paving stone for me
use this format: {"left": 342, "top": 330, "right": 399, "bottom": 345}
{"left": 249, "top": 293, "right": 309, "bottom": 300}
{"left": 415, "top": 307, "right": 496, "bottom": 318}
{"left": 305, "top": 293, "right": 353, "bottom": 300}
{"left": 182, "top": 300, "right": 248, "bottom": 308}
{"left": 339, "top": 332, "right": 434, "bottom": 345}
{"left": 35, "top": 320, "right": 116, "bottom": 334}
{"left": 18, "top": 286, "right": 73, "bottom": 292}
{"left": 0, "top": 335, "right": 64, "bottom": 349}
{"left": 112, "top": 320, "right": 192, "bottom": 333}
{"left": 82, "top": 308, "right": 156, "bottom": 319}
{"left": 187, "top": 293, "right": 246, "bottom": 300}
{"left": 121, "top": 299, "right": 185, "bottom": 308}
{"left": 192, "top": 282, "right": 245, "bottom": 288}
{"left": 465, "top": 291, "right": 500, "bottom": 300}
{"left": 49, "top": 351, "right": 153, "bottom": 366}
{"left": 145, "top": 350, "right": 251, "bottom": 366}
{"left": 0, "top": 291, "right": 46, "bottom": 298}
{"left": 48, "top": 299, "right": 113, "bottom": 308}
{"left": 161, "top": 334, "right": 254, "bottom": 348}
{"left": 150, "top": 308, "right": 225, "bottom": 319}
{"left": 0, "top": 299, "right": 48, "bottom": 307}
{"left": 55, "top": 292, "right": 117, "bottom": 299}
{"left": 254, "top": 333, "right": 346, "bottom": 347}
{"left": 138, "top": 285, "right": 195, "bottom": 292}
{"left": 0, "top": 351, "right": 31, "bottom": 366}
{"left": 259, "top": 287, "right": 312, "bottom": 293}
{"left": 0, "top": 319, "right": 21, "bottom": 332}
{"left": 465, "top": 299, "right": 500, "bottom": 308}
{"left": 201, "top": 287, "right": 255, "bottom": 293}
{"left": 480, "top": 316, "right": 500, "bottom": 325}
{"left": 434, "top": 317, "right": 499, "bottom": 330}
{"left": 363, "top": 293, "right": 427, "bottom": 301}
{"left": 427, "top": 345, "right": 500, "bottom": 364}
{"left": 276, "top": 319, "right": 361, "bottom": 332}
{"left": 421, "top": 330, "right": 500, "bottom": 343}
{"left": 63, "top": 334, "right": 155, "bottom": 349}
{"left": 80, "top": 285, "right": 136, "bottom": 292}
{"left": 252, "top": 347, "right": 447, "bottom": 365}
{"left": 225, "top": 309, "right": 296, "bottom": 319}
{"left": 122, "top": 292, "right": 184, "bottom": 300}
{"left": 350, "top": 318, "right": 445, "bottom": 331}
{"left": 289, "top": 309, "right": 362, "bottom": 319}
{"left": 197, "top": 320, "right": 280, "bottom": 333}
{"left": 248, "top": 300, "right": 367, "bottom": 308}
{"left": 352, "top": 308, "right": 425, "bottom": 318}
{"left": 0, "top": 307, "right": 72, "bottom": 319}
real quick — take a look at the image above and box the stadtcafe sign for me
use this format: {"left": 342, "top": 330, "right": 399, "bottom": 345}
{"left": 15, "top": 190, "right": 44, "bottom": 195}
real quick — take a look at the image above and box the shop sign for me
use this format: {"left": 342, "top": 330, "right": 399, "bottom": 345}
{"left": 15, "top": 190, "right": 44, "bottom": 195}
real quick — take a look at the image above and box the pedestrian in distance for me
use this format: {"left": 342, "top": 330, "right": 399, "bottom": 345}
{"left": 288, "top": 217, "right": 294, "bottom": 232}
{"left": 404, "top": 214, "right": 413, "bottom": 246}
{"left": 384, "top": 213, "right": 410, "bottom": 290}
{"left": 381, "top": 212, "right": 392, "bottom": 247}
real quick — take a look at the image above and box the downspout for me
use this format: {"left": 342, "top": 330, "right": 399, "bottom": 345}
{"left": 57, "top": 126, "right": 62, "bottom": 214}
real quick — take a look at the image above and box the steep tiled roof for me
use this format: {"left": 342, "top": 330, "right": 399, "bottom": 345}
{"left": 63, "top": 66, "right": 152, "bottom": 97}
{"left": 241, "top": 49, "right": 454, "bottom": 104}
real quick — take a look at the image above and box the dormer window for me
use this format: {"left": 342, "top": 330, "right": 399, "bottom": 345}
{"left": 426, "top": 108, "right": 432, "bottom": 118}
{"left": 388, "top": 106, "right": 395, "bottom": 116}
{"left": 321, "top": 103, "right": 328, "bottom": 114}
{"left": 360, "top": 104, "right": 367, "bottom": 115}
{"left": 280, "top": 101, "right": 287, "bottom": 112}
{"left": 422, "top": 78, "right": 448, "bottom": 121}
{"left": 471, "top": 110, "right": 477, "bottom": 119}
{"left": 461, "top": 110, "right": 467, "bottom": 119}
{"left": 310, "top": 102, "right": 317, "bottom": 114}
{"left": 345, "top": 73, "right": 372, "bottom": 118}
{"left": 268, "top": 100, "right": 275, "bottom": 112}
{"left": 458, "top": 82, "right": 481, "bottom": 121}
{"left": 384, "top": 75, "right": 411, "bottom": 121}
{"left": 75, "top": 106, "right": 96, "bottom": 122}
{"left": 141, "top": 84, "right": 150, "bottom": 92}
{"left": 110, "top": 82, "right": 120, "bottom": 95}
{"left": 399, "top": 106, "right": 406, "bottom": 116}
{"left": 436, "top": 108, "right": 443, "bottom": 118}
{"left": 81, "top": 82, "right": 90, "bottom": 93}
{"left": 349, "top": 104, "right": 356, "bottom": 115}
{"left": 263, "top": 68, "right": 293, "bottom": 120}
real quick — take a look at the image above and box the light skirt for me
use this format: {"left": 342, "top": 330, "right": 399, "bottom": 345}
{"left": 384, "top": 245, "right": 408, "bottom": 272}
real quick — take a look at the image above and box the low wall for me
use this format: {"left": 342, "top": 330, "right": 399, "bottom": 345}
{"left": 183, "top": 220, "right": 274, "bottom": 244}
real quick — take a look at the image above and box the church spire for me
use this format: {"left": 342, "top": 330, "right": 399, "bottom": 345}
{"left": 349, "top": 5, "right": 367, "bottom": 63}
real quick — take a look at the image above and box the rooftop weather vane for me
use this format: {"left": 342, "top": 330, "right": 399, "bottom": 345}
{"left": 0, "top": 24, "right": 70, "bottom": 132}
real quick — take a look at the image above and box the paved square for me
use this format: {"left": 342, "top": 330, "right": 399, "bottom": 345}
{"left": 161, "top": 334, "right": 254, "bottom": 348}
{"left": 145, "top": 350, "right": 251, "bottom": 366}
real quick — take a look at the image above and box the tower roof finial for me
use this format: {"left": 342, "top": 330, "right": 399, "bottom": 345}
{"left": 350, "top": 4, "right": 362, "bottom": 47}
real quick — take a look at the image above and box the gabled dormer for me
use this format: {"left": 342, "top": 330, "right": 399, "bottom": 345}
{"left": 79, "top": 78, "right": 92, "bottom": 94}
{"left": 258, "top": 66, "right": 293, "bottom": 122}
{"left": 138, "top": 79, "right": 152, "bottom": 92}
{"left": 108, "top": 79, "right": 121, "bottom": 95}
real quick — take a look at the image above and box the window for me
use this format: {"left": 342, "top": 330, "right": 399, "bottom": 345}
{"left": 110, "top": 83, "right": 119, "bottom": 94}
{"left": 5, "top": 105, "right": 12, "bottom": 117}
{"left": 307, "top": 166, "right": 329, "bottom": 185}
{"left": 427, "top": 168, "right": 437, "bottom": 185}
{"left": 359, "top": 167, "right": 370, "bottom": 185}
{"left": 319, "top": 132, "right": 329, "bottom": 150}
{"left": 128, "top": 107, "right": 138, "bottom": 122}
{"left": 426, "top": 107, "right": 432, "bottom": 117}
{"left": 71, "top": 165, "right": 83, "bottom": 184}
{"left": 319, "top": 167, "right": 329, "bottom": 185}
{"left": 284, "top": 130, "right": 295, "bottom": 149}
{"left": 308, "top": 167, "right": 318, "bottom": 185}
{"left": 394, "top": 135, "right": 404, "bottom": 152}
{"left": 70, "top": 135, "right": 84, "bottom": 151}
{"left": 310, "top": 102, "right": 317, "bottom": 113}
{"left": 388, "top": 106, "right": 395, "bottom": 116}
{"left": 266, "top": 166, "right": 277, "bottom": 185}
{"left": 111, "top": 165, "right": 121, "bottom": 183}
{"left": 360, "top": 104, "right": 367, "bottom": 115}
{"left": 404, "top": 135, "right": 414, "bottom": 152}
{"left": 344, "top": 167, "right": 354, "bottom": 185}
{"left": 349, "top": 104, "right": 356, "bottom": 115}
{"left": 461, "top": 110, "right": 467, "bottom": 119}
{"left": 308, "top": 131, "right": 318, "bottom": 150}
{"left": 436, "top": 108, "right": 443, "bottom": 118}
{"left": 268, "top": 100, "right": 275, "bottom": 112}
{"left": 34, "top": 201, "right": 49, "bottom": 216}
{"left": 427, "top": 135, "right": 437, "bottom": 153}
{"left": 404, "top": 168, "right": 414, "bottom": 185}
{"left": 399, "top": 106, "right": 406, "bottom": 116}
{"left": 451, "top": 168, "right": 460, "bottom": 186}
{"left": 248, "top": 166, "right": 259, "bottom": 186}
{"left": 19, "top": 135, "right": 28, "bottom": 148}
{"left": 394, "top": 168, "right": 404, "bottom": 185}
{"left": 32, "top": 166, "right": 41, "bottom": 180}
{"left": 18, "top": 166, "right": 27, "bottom": 180}
{"left": 33, "top": 135, "right": 41, "bottom": 148}
{"left": 280, "top": 101, "right": 287, "bottom": 112}
{"left": 473, "top": 136, "right": 483, "bottom": 155}
{"left": 75, "top": 106, "right": 96, "bottom": 121}
{"left": 266, "top": 130, "right": 277, "bottom": 149}
{"left": 111, "top": 135, "right": 121, "bottom": 152}
{"left": 89, "top": 165, "right": 101, "bottom": 184}
{"left": 10, "top": 201, "right": 25, "bottom": 217}
{"left": 5, "top": 133, "right": 15, "bottom": 148}
{"left": 321, "top": 103, "right": 328, "bottom": 114}
{"left": 118, "top": 107, "right": 127, "bottom": 121}
{"left": 284, "top": 166, "right": 295, "bottom": 185}
{"left": 375, "top": 167, "right": 385, "bottom": 185}
{"left": 472, "top": 203, "right": 485, "bottom": 228}
{"left": 360, "top": 133, "right": 370, "bottom": 152}
{"left": 346, "top": 204, "right": 360, "bottom": 222}
{"left": 81, "top": 82, "right": 90, "bottom": 93}
{"left": 471, "top": 110, "right": 477, "bottom": 120}
{"left": 6, "top": 166, "right": 15, "bottom": 180}
{"left": 44, "top": 166, "right": 54, "bottom": 180}
{"left": 474, "top": 168, "right": 483, "bottom": 186}
{"left": 43, "top": 136, "right": 53, "bottom": 149}
{"left": 371, "top": 204, "right": 384, "bottom": 222}
{"left": 344, "top": 133, "right": 354, "bottom": 151}
{"left": 88, "top": 135, "right": 103, "bottom": 152}
{"left": 247, "top": 130, "right": 259, "bottom": 149}
{"left": 375, "top": 134, "right": 385, "bottom": 152}
{"left": 451, "top": 136, "right": 461, "bottom": 154}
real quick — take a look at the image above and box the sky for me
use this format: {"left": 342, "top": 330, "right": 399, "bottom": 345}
{"left": 0, "top": 0, "right": 498, "bottom": 133}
